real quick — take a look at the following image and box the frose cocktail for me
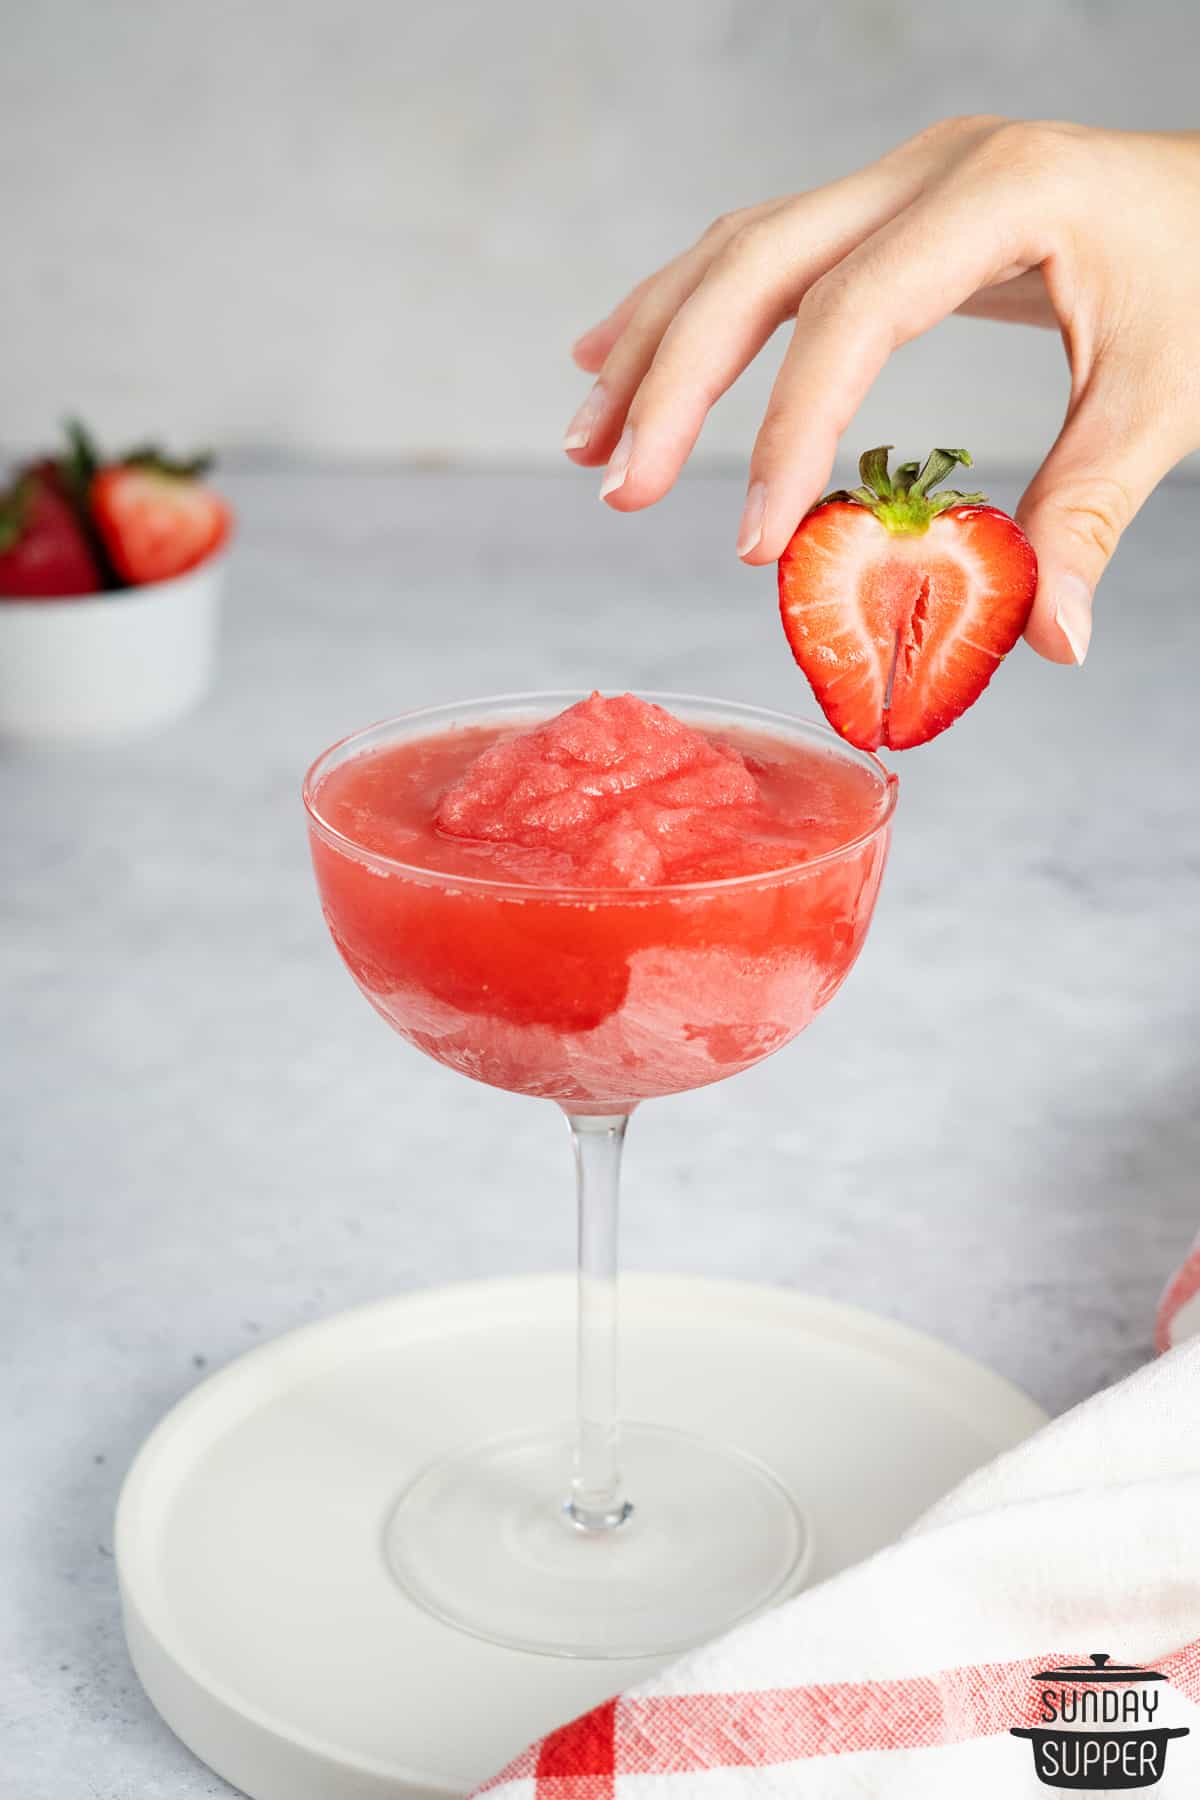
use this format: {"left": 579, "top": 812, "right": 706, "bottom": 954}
{"left": 304, "top": 690, "right": 896, "bottom": 1656}
{"left": 308, "top": 691, "right": 891, "bottom": 1111}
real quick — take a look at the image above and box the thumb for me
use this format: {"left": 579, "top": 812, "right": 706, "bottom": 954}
{"left": 1016, "top": 387, "right": 1171, "bottom": 666}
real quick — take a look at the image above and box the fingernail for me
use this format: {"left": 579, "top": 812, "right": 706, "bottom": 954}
{"left": 1054, "top": 574, "right": 1093, "bottom": 665}
{"left": 599, "top": 427, "right": 633, "bottom": 500}
{"left": 736, "top": 481, "right": 766, "bottom": 558}
{"left": 563, "top": 383, "right": 607, "bottom": 452}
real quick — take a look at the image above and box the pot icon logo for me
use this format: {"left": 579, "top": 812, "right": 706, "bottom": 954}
{"left": 1010, "top": 1653, "right": 1189, "bottom": 1789}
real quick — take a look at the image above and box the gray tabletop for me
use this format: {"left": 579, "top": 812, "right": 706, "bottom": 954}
{"left": 4, "top": 466, "right": 1198, "bottom": 1797}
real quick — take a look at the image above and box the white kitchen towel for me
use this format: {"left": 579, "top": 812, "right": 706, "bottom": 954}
{"left": 471, "top": 1255, "right": 1200, "bottom": 1797}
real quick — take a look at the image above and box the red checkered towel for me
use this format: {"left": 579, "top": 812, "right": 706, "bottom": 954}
{"left": 472, "top": 1260, "right": 1200, "bottom": 1796}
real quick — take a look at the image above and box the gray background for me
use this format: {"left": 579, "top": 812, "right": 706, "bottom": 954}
{"left": 2, "top": 0, "right": 1198, "bottom": 464}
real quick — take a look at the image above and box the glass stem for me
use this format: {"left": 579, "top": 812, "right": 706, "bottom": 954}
{"left": 564, "top": 1111, "right": 634, "bottom": 1533}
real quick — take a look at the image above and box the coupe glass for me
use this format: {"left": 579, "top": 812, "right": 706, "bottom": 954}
{"left": 304, "top": 691, "right": 896, "bottom": 1658}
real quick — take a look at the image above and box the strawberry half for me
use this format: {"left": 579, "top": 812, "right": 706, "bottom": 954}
{"left": 91, "top": 456, "right": 231, "bottom": 586}
{"left": 0, "top": 467, "right": 102, "bottom": 599}
{"left": 778, "top": 446, "right": 1038, "bottom": 750}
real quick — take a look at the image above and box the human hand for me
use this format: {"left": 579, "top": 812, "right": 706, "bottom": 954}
{"left": 564, "top": 118, "right": 1200, "bottom": 664}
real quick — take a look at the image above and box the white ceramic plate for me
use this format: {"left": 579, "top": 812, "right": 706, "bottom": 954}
{"left": 116, "top": 1274, "right": 1047, "bottom": 1800}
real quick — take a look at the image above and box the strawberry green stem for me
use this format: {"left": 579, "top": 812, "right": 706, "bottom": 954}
{"left": 819, "top": 445, "right": 987, "bottom": 536}
{"left": 58, "top": 418, "right": 121, "bottom": 589}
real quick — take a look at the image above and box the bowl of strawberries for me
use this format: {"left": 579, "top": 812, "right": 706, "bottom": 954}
{"left": 0, "top": 422, "right": 232, "bottom": 742}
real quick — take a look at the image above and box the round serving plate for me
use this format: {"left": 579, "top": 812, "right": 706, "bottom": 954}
{"left": 116, "top": 1273, "right": 1046, "bottom": 1799}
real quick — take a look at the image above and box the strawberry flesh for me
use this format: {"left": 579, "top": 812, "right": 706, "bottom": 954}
{"left": 91, "top": 465, "right": 231, "bottom": 586}
{"left": 778, "top": 448, "right": 1038, "bottom": 750}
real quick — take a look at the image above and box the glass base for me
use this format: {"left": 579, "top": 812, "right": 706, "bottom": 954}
{"left": 384, "top": 1422, "right": 810, "bottom": 1659}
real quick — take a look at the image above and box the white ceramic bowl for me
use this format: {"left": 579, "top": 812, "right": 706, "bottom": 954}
{"left": 0, "top": 554, "right": 223, "bottom": 743}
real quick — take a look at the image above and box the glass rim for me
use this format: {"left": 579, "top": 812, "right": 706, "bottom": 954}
{"left": 302, "top": 688, "right": 898, "bottom": 899}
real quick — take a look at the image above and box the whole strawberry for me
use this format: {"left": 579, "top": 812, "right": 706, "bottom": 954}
{"left": 0, "top": 466, "right": 101, "bottom": 599}
{"left": 778, "top": 447, "right": 1038, "bottom": 750}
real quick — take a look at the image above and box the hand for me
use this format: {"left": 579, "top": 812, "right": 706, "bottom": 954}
{"left": 563, "top": 118, "right": 1200, "bottom": 664}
